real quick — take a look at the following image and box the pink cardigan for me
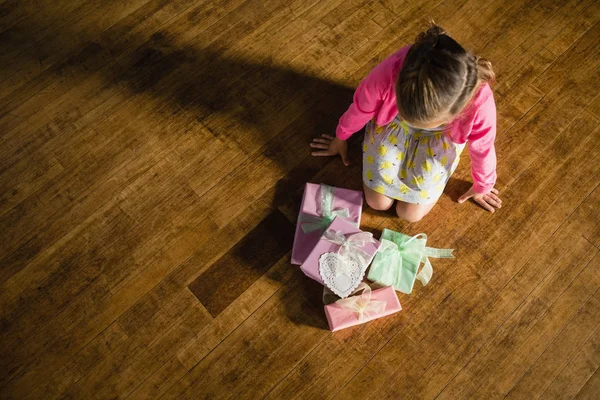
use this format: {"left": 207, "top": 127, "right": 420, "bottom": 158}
{"left": 336, "top": 45, "right": 497, "bottom": 194}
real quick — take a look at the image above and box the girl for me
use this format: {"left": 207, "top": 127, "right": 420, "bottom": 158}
{"left": 311, "top": 24, "right": 502, "bottom": 222}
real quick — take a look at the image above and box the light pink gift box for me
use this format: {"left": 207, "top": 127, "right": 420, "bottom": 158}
{"left": 300, "top": 216, "right": 380, "bottom": 285}
{"left": 324, "top": 285, "right": 402, "bottom": 332}
{"left": 291, "top": 183, "right": 363, "bottom": 265}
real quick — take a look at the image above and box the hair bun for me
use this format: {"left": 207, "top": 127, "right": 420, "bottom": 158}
{"left": 415, "top": 22, "right": 447, "bottom": 47}
{"left": 475, "top": 56, "right": 496, "bottom": 83}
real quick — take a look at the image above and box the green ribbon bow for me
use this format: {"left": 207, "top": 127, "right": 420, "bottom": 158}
{"left": 368, "top": 231, "right": 454, "bottom": 294}
{"left": 299, "top": 184, "right": 352, "bottom": 233}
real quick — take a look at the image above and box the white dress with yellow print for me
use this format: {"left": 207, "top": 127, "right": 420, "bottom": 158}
{"left": 362, "top": 116, "right": 465, "bottom": 204}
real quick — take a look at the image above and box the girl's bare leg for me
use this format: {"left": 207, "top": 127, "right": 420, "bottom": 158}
{"left": 395, "top": 200, "right": 437, "bottom": 222}
{"left": 363, "top": 183, "right": 394, "bottom": 211}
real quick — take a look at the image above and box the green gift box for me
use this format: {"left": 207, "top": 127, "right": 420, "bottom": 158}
{"left": 367, "top": 229, "right": 454, "bottom": 294}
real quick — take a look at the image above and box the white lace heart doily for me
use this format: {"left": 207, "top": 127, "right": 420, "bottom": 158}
{"left": 318, "top": 252, "right": 367, "bottom": 298}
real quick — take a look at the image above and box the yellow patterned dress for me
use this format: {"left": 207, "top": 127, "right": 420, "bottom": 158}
{"left": 362, "top": 116, "right": 465, "bottom": 204}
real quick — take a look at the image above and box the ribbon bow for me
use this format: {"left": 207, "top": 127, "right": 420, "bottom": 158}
{"left": 376, "top": 239, "right": 403, "bottom": 284}
{"left": 299, "top": 184, "right": 352, "bottom": 233}
{"left": 321, "top": 229, "right": 376, "bottom": 277}
{"left": 323, "top": 228, "right": 374, "bottom": 260}
{"left": 376, "top": 234, "right": 454, "bottom": 287}
{"left": 335, "top": 283, "right": 387, "bottom": 322}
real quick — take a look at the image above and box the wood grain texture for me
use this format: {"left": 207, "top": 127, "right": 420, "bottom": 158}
{"left": 188, "top": 209, "right": 295, "bottom": 317}
{"left": 0, "top": 0, "right": 599, "bottom": 399}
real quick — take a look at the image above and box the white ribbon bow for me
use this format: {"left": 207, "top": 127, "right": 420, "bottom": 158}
{"left": 334, "top": 283, "right": 387, "bottom": 322}
{"left": 322, "top": 229, "right": 376, "bottom": 272}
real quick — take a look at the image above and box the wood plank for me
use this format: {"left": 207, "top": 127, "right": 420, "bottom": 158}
{"left": 0, "top": 102, "right": 241, "bottom": 283}
{"left": 0, "top": 200, "right": 135, "bottom": 356}
{"left": 541, "top": 327, "right": 600, "bottom": 399}
{"left": 0, "top": 3, "right": 286, "bottom": 278}
{"left": 478, "top": 272, "right": 600, "bottom": 397}
{"left": 444, "top": 0, "right": 547, "bottom": 54}
{"left": 0, "top": 71, "right": 198, "bottom": 260}
{"left": 396, "top": 184, "right": 600, "bottom": 399}
{"left": 0, "top": 0, "right": 241, "bottom": 161}
{"left": 112, "top": 175, "right": 324, "bottom": 387}
{"left": 268, "top": 259, "right": 483, "bottom": 399}
{"left": 498, "top": 28, "right": 600, "bottom": 184}
{"left": 0, "top": 216, "right": 218, "bottom": 397}
{"left": 2, "top": 0, "right": 338, "bottom": 189}
{"left": 0, "top": 149, "right": 63, "bottom": 218}
{"left": 320, "top": 7, "right": 383, "bottom": 58}
{"left": 185, "top": 58, "right": 353, "bottom": 162}
{"left": 532, "top": 20, "right": 600, "bottom": 94}
{"left": 574, "top": 368, "right": 600, "bottom": 400}
{"left": 161, "top": 268, "right": 329, "bottom": 399}
{"left": 192, "top": 86, "right": 355, "bottom": 229}
{"left": 23, "top": 322, "right": 129, "bottom": 400}
{"left": 0, "top": 173, "right": 221, "bottom": 390}
{"left": 188, "top": 210, "right": 295, "bottom": 317}
{"left": 10, "top": 185, "right": 284, "bottom": 397}
{"left": 587, "top": 92, "right": 600, "bottom": 121}
{"left": 456, "top": 110, "right": 600, "bottom": 292}
{"left": 0, "top": 1, "right": 39, "bottom": 33}
{"left": 126, "top": 357, "right": 188, "bottom": 400}
{"left": 119, "top": 191, "right": 294, "bottom": 370}
{"left": 0, "top": 0, "right": 332, "bottom": 256}
{"left": 544, "top": 0, "right": 600, "bottom": 56}
{"left": 437, "top": 244, "right": 600, "bottom": 398}
{"left": 569, "top": 187, "right": 600, "bottom": 248}
{"left": 0, "top": 0, "right": 98, "bottom": 66}
{"left": 1, "top": 0, "right": 599, "bottom": 398}
{"left": 0, "top": 0, "right": 153, "bottom": 110}
{"left": 349, "top": 0, "right": 471, "bottom": 79}
{"left": 74, "top": 290, "right": 210, "bottom": 399}
{"left": 507, "top": 287, "right": 600, "bottom": 398}
{"left": 1, "top": 92, "right": 235, "bottom": 258}
{"left": 0, "top": 148, "right": 207, "bottom": 351}
{"left": 479, "top": 0, "right": 594, "bottom": 79}
{"left": 175, "top": 248, "right": 298, "bottom": 371}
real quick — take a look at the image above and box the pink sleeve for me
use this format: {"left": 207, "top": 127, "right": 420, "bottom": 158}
{"left": 335, "top": 66, "right": 386, "bottom": 140}
{"left": 467, "top": 95, "right": 497, "bottom": 194}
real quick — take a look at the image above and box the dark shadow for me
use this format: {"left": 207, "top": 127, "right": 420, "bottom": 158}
{"left": 1, "top": 16, "right": 366, "bottom": 330}
{"left": 107, "top": 31, "right": 356, "bottom": 163}
{"left": 1, "top": 19, "right": 356, "bottom": 169}
{"left": 268, "top": 138, "right": 366, "bottom": 329}
{"left": 269, "top": 179, "right": 336, "bottom": 330}
{"left": 368, "top": 226, "right": 384, "bottom": 240}
{"left": 284, "top": 267, "right": 330, "bottom": 330}
{"left": 444, "top": 177, "right": 472, "bottom": 203}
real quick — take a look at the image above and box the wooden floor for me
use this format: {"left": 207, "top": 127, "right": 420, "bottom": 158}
{"left": 1, "top": 0, "right": 599, "bottom": 398}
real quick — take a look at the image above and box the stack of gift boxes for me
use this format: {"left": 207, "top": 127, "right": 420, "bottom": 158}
{"left": 291, "top": 183, "right": 454, "bottom": 331}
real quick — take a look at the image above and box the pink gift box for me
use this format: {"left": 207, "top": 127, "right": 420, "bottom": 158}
{"left": 300, "top": 216, "right": 380, "bottom": 286}
{"left": 291, "top": 183, "right": 363, "bottom": 265}
{"left": 324, "top": 285, "right": 402, "bottom": 332}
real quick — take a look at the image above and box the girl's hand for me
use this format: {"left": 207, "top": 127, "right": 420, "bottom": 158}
{"left": 310, "top": 134, "right": 349, "bottom": 166}
{"left": 458, "top": 187, "right": 502, "bottom": 213}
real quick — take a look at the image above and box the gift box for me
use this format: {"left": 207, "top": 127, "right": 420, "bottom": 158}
{"left": 291, "top": 183, "right": 363, "bottom": 265}
{"left": 300, "top": 216, "right": 380, "bottom": 298}
{"left": 367, "top": 229, "right": 454, "bottom": 294}
{"left": 324, "top": 283, "right": 402, "bottom": 331}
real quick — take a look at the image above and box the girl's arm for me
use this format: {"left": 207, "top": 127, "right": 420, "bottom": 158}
{"left": 458, "top": 94, "right": 502, "bottom": 212}
{"left": 312, "top": 62, "right": 389, "bottom": 165}
{"left": 467, "top": 95, "right": 497, "bottom": 194}
{"left": 335, "top": 64, "right": 387, "bottom": 140}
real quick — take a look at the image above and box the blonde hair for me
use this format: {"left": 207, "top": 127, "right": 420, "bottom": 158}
{"left": 396, "top": 23, "right": 495, "bottom": 124}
